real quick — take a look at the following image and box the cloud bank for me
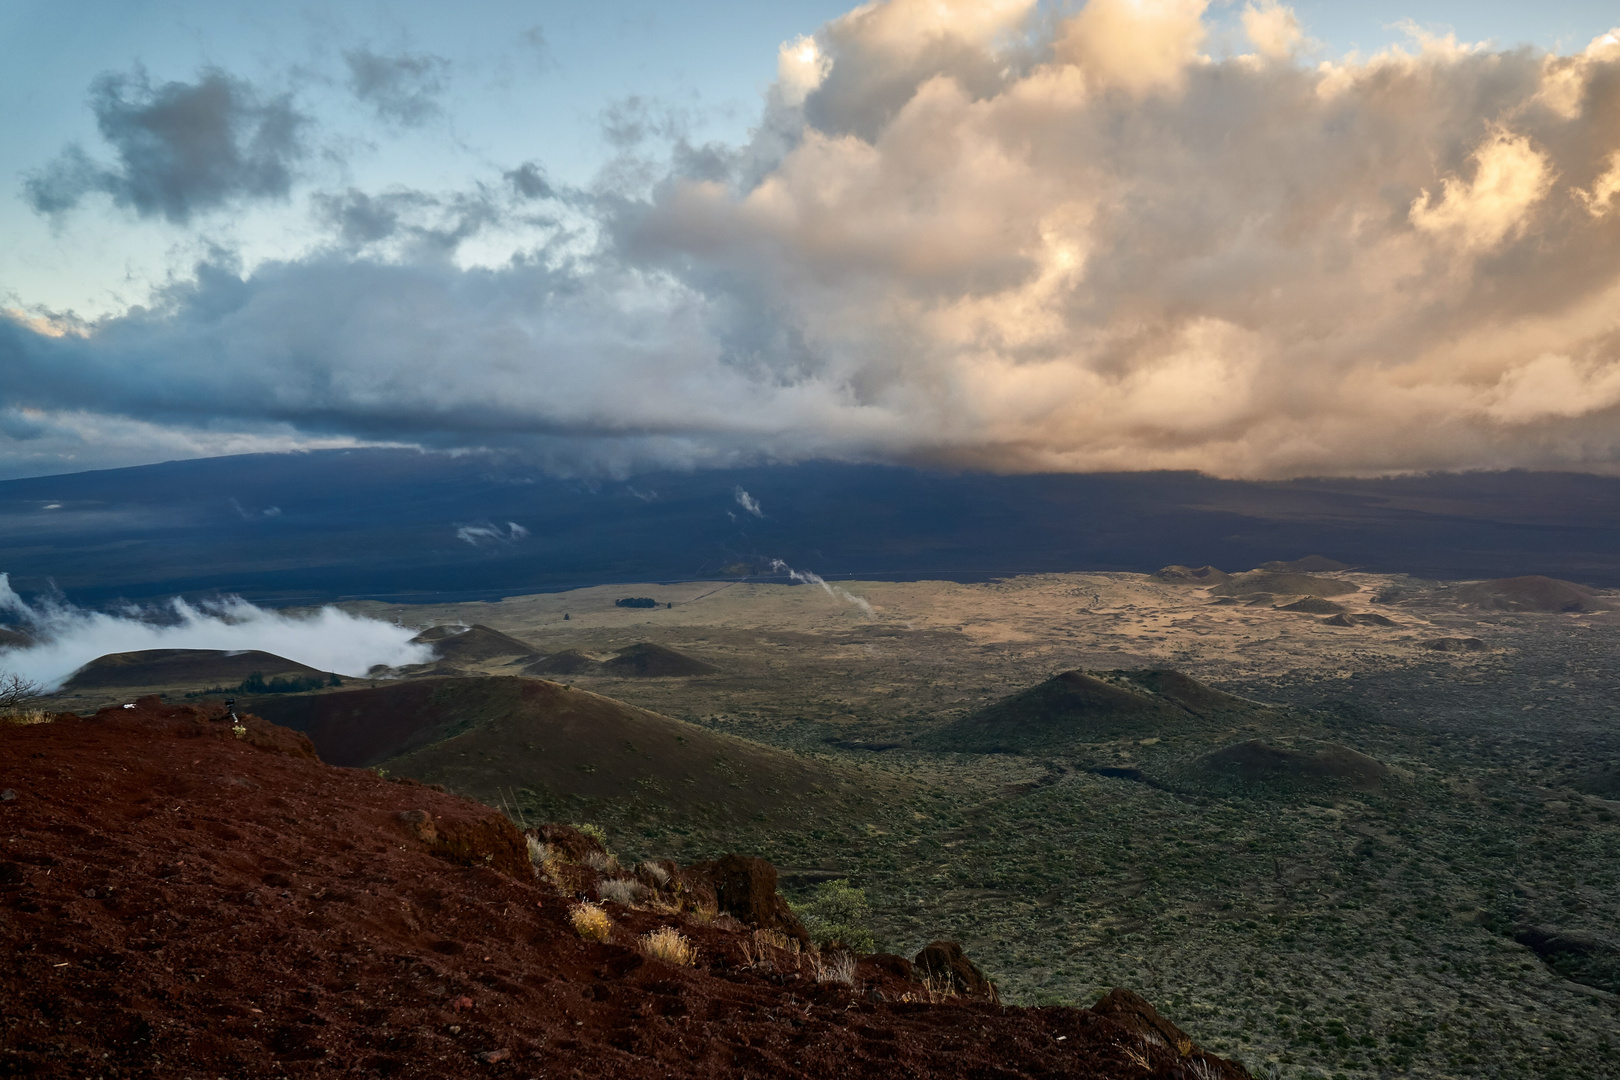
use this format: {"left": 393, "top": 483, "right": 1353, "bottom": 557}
{"left": 11, "top": 3, "right": 1620, "bottom": 479}
{"left": 0, "top": 574, "right": 432, "bottom": 690}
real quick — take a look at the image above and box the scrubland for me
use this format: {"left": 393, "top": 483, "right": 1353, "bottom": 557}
{"left": 333, "top": 573, "right": 1620, "bottom": 1075}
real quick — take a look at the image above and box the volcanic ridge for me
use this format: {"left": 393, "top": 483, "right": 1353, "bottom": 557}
{"left": 0, "top": 699, "right": 1250, "bottom": 1079}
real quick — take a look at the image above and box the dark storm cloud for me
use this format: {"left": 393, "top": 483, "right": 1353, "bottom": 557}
{"left": 344, "top": 48, "right": 450, "bottom": 127}
{"left": 24, "top": 67, "right": 308, "bottom": 224}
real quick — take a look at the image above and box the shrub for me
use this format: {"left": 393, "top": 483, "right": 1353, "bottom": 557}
{"left": 638, "top": 860, "right": 670, "bottom": 887}
{"left": 568, "top": 902, "right": 612, "bottom": 942}
{"left": 792, "top": 879, "right": 876, "bottom": 952}
{"left": 640, "top": 927, "right": 695, "bottom": 966}
{"left": 0, "top": 672, "right": 43, "bottom": 721}
{"left": 584, "top": 850, "right": 620, "bottom": 875}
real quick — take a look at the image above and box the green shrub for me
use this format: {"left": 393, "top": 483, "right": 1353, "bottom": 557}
{"left": 792, "top": 879, "right": 876, "bottom": 953}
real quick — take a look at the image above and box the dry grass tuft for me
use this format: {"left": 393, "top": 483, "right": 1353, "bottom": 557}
{"left": 2, "top": 709, "right": 51, "bottom": 726}
{"left": 639, "top": 926, "right": 695, "bottom": 967}
{"left": 638, "top": 860, "right": 670, "bottom": 887}
{"left": 584, "top": 850, "right": 620, "bottom": 875}
{"left": 597, "top": 877, "right": 645, "bottom": 906}
{"left": 568, "top": 902, "right": 613, "bottom": 942}
{"left": 809, "top": 949, "right": 856, "bottom": 985}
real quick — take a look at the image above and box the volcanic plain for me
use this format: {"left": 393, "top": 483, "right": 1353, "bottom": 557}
{"left": 35, "top": 563, "right": 1620, "bottom": 1078}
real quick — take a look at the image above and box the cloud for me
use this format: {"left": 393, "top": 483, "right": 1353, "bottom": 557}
{"left": 1241, "top": 0, "right": 1304, "bottom": 60}
{"left": 24, "top": 67, "right": 308, "bottom": 223}
{"left": 733, "top": 487, "right": 764, "bottom": 517}
{"left": 769, "top": 559, "right": 874, "bottom": 615}
{"left": 345, "top": 48, "right": 449, "bottom": 127}
{"left": 1409, "top": 128, "right": 1555, "bottom": 251}
{"left": 12, "top": 4, "right": 1620, "bottom": 480}
{"left": 455, "top": 521, "right": 529, "bottom": 545}
{"left": 0, "top": 573, "right": 431, "bottom": 690}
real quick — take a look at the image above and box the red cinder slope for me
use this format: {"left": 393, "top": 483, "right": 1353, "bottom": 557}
{"left": 0, "top": 699, "right": 1249, "bottom": 1079}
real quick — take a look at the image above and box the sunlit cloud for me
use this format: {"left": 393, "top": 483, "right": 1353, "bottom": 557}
{"left": 10, "top": 2, "right": 1620, "bottom": 479}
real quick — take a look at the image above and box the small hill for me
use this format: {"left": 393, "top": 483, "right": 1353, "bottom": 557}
{"left": 600, "top": 642, "right": 720, "bottom": 677}
{"left": 1421, "top": 637, "right": 1487, "bottom": 652}
{"left": 255, "top": 676, "right": 829, "bottom": 825}
{"left": 1210, "top": 572, "right": 1358, "bottom": 598}
{"left": 1151, "top": 565, "right": 1229, "bottom": 585}
{"left": 1322, "top": 613, "right": 1396, "bottom": 627}
{"left": 1277, "top": 597, "right": 1346, "bottom": 614}
{"left": 411, "top": 624, "right": 541, "bottom": 663}
{"left": 0, "top": 627, "right": 31, "bottom": 649}
{"left": 1259, "top": 556, "right": 1354, "bottom": 573}
{"left": 1174, "top": 740, "right": 1393, "bottom": 797}
{"left": 62, "top": 648, "right": 329, "bottom": 691}
{"left": 924, "top": 669, "right": 1272, "bottom": 753}
{"left": 525, "top": 648, "right": 600, "bottom": 675}
{"left": 1451, "top": 576, "right": 1611, "bottom": 613}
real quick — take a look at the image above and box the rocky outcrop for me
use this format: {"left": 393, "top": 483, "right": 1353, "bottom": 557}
{"left": 687, "top": 853, "right": 810, "bottom": 946}
{"left": 913, "top": 941, "right": 998, "bottom": 1002}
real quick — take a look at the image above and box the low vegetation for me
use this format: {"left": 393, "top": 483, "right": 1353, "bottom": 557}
{"left": 639, "top": 926, "right": 695, "bottom": 966}
{"left": 568, "top": 901, "right": 613, "bottom": 942}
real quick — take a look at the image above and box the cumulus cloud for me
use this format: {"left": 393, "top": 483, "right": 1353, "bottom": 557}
{"left": 0, "top": 573, "right": 431, "bottom": 689}
{"left": 733, "top": 487, "right": 764, "bottom": 517}
{"left": 345, "top": 48, "right": 450, "bottom": 127}
{"left": 24, "top": 67, "right": 307, "bottom": 223}
{"left": 14, "top": 3, "right": 1620, "bottom": 479}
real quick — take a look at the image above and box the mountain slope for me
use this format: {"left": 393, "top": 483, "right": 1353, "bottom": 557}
{"left": 252, "top": 676, "right": 844, "bottom": 825}
{"left": 0, "top": 698, "right": 1252, "bottom": 1079}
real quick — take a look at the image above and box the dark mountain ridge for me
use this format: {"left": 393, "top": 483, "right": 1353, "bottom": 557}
{"left": 5, "top": 450, "right": 1620, "bottom": 604}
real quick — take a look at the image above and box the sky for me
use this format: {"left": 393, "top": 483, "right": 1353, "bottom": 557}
{"left": 3, "top": 0, "right": 1620, "bottom": 481}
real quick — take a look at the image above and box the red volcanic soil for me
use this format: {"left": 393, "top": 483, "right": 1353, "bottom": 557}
{"left": 1, "top": 699, "right": 1249, "bottom": 1079}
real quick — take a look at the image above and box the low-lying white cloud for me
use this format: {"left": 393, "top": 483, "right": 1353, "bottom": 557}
{"left": 10, "top": 2, "right": 1620, "bottom": 480}
{"left": 733, "top": 487, "right": 764, "bottom": 517}
{"left": 0, "top": 573, "right": 432, "bottom": 690}
{"left": 455, "top": 521, "right": 530, "bottom": 545}
{"left": 770, "top": 559, "right": 875, "bottom": 615}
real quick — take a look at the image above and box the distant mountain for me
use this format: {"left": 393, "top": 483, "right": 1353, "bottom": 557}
{"left": 4, "top": 449, "right": 1620, "bottom": 604}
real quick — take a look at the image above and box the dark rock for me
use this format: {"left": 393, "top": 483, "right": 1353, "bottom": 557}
{"left": 913, "top": 941, "right": 998, "bottom": 1002}
{"left": 865, "top": 953, "right": 914, "bottom": 981}
{"left": 688, "top": 854, "right": 809, "bottom": 946}
{"left": 536, "top": 823, "right": 606, "bottom": 863}
{"left": 1090, "top": 987, "right": 1192, "bottom": 1054}
{"left": 0, "top": 789, "right": 15, "bottom": 802}
{"left": 397, "top": 810, "right": 438, "bottom": 843}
